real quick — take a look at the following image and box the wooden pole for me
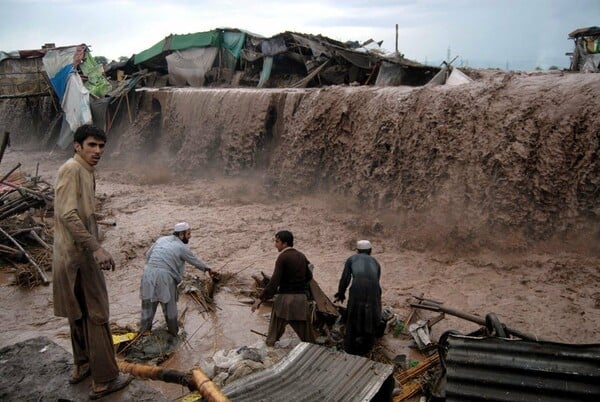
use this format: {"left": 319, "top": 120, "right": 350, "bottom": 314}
{"left": 0, "top": 163, "right": 20, "bottom": 183}
{"left": 0, "top": 132, "right": 10, "bottom": 164}
{"left": 0, "top": 179, "right": 52, "bottom": 202}
{"left": 28, "top": 230, "right": 51, "bottom": 250}
{"left": 0, "top": 226, "right": 49, "bottom": 285}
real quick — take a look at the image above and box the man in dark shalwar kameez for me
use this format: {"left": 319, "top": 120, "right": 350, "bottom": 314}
{"left": 253, "top": 230, "right": 316, "bottom": 346}
{"left": 334, "top": 240, "right": 382, "bottom": 356}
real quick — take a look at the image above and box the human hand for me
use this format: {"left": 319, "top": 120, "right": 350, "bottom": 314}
{"left": 93, "top": 247, "right": 115, "bottom": 271}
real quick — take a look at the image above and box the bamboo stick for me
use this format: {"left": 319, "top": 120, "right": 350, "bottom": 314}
{"left": 0, "top": 226, "right": 49, "bottom": 285}
{"left": 28, "top": 230, "right": 51, "bottom": 250}
{"left": 0, "top": 162, "right": 21, "bottom": 183}
{"left": 0, "top": 132, "right": 9, "bottom": 164}
{"left": 0, "top": 179, "right": 52, "bottom": 202}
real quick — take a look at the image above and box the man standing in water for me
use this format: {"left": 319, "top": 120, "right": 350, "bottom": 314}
{"left": 139, "top": 222, "right": 214, "bottom": 336}
{"left": 253, "top": 230, "right": 316, "bottom": 346}
{"left": 53, "top": 124, "right": 132, "bottom": 400}
{"left": 334, "top": 240, "right": 382, "bottom": 356}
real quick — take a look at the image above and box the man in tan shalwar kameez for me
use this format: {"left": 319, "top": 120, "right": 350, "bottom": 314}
{"left": 53, "top": 124, "right": 131, "bottom": 400}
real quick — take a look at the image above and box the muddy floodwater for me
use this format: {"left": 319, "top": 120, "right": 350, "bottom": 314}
{"left": 1, "top": 147, "right": 599, "bottom": 399}
{"left": 1, "top": 70, "right": 600, "bottom": 399}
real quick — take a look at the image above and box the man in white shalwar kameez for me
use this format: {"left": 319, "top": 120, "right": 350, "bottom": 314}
{"left": 139, "top": 222, "right": 212, "bottom": 336}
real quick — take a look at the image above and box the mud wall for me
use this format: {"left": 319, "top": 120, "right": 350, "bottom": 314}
{"left": 0, "top": 97, "right": 58, "bottom": 146}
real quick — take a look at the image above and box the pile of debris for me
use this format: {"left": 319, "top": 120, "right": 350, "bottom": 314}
{"left": 0, "top": 137, "right": 54, "bottom": 287}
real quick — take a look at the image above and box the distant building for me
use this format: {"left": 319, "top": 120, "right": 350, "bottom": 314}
{"left": 568, "top": 26, "right": 600, "bottom": 72}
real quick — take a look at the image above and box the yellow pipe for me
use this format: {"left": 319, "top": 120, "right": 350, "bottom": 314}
{"left": 117, "top": 361, "right": 229, "bottom": 401}
{"left": 192, "top": 368, "right": 230, "bottom": 402}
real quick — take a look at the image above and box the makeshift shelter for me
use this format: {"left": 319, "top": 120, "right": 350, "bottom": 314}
{"left": 134, "top": 29, "right": 256, "bottom": 86}
{"left": 132, "top": 28, "right": 440, "bottom": 89}
{"left": 568, "top": 26, "right": 600, "bottom": 72}
{"left": 0, "top": 51, "right": 52, "bottom": 99}
{"left": 1, "top": 43, "right": 145, "bottom": 148}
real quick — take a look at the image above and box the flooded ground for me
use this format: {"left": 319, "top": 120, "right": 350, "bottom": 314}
{"left": 1, "top": 70, "right": 600, "bottom": 399}
{"left": 1, "top": 146, "right": 599, "bottom": 399}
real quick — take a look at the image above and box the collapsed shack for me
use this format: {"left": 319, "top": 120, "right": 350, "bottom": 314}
{"left": 0, "top": 45, "right": 56, "bottom": 99}
{"left": 0, "top": 43, "right": 146, "bottom": 150}
{"left": 2, "top": 27, "right": 443, "bottom": 151}
{"left": 568, "top": 26, "right": 600, "bottom": 72}
{"left": 120, "top": 28, "right": 440, "bottom": 89}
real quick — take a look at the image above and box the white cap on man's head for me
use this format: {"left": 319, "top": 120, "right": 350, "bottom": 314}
{"left": 174, "top": 222, "right": 190, "bottom": 232}
{"left": 356, "top": 240, "right": 372, "bottom": 250}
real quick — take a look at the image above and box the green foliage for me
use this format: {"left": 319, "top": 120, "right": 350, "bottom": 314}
{"left": 549, "top": 65, "right": 559, "bottom": 70}
{"left": 392, "top": 320, "right": 404, "bottom": 337}
{"left": 93, "top": 55, "right": 108, "bottom": 65}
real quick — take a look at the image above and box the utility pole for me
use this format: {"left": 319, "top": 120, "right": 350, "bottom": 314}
{"left": 395, "top": 24, "right": 399, "bottom": 55}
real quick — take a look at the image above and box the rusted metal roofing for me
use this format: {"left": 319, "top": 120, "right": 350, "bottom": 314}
{"left": 568, "top": 26, "right": 600, "bottom": 38}
{"left": 221, "top": 342, "right": 394, "bottom": 401}
{"left": 442, "top": 334, "right": 600, "bottom": 402}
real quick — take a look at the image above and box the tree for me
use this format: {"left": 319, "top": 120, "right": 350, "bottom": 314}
{"left": 118, "top": 56, "right": 130, "bottom": 62}
{"left": 94, "top": 56, "right": 108, "bottom": 65}
{"left": 548, "top": 65, "right": 559, "bottom": 70}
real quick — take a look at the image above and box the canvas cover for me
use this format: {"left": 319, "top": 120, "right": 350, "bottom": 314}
{"left": 166, "top": 47, "right": 219, "bottom": 87}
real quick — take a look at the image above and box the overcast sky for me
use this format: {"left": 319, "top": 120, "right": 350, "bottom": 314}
{"left": 1, "top": 0, "right": 598, "bottom": 70}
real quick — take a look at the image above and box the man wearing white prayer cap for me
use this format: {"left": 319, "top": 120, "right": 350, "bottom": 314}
{"left": 139, "top": 221, "right": 213, "bottom": 336}
{"left": 333, "top": 239, "right": 382, "bottom": 356}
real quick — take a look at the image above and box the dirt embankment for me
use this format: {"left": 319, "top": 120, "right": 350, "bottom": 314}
{"left": 2, "top": 70, "right": 599, "bottom": 253}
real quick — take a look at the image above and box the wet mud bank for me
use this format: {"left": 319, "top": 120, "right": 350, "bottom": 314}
{"left": 2, "top": 70, "right": 599, "bottom": 251}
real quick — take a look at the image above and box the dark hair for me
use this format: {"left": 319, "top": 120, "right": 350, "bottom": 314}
{"left": 357, "top": 249, "right": 372, "bottom": 255}
{"left": 73, "top": 124, "right": 107, "bottom": 146}
{"left": 275, "top": 230, "right": 294, "bottom": 247}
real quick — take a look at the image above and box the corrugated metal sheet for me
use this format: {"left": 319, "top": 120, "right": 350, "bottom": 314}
{"left": 443, "top": 334, "right": 600, "bottom": 402}
{"left": 221, "top": 342, "right": 394, "bottom": 401}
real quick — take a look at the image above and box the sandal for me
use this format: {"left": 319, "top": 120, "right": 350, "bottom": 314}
{"left": 89, "top": 373, "right": 133, "bottom": 400}
{"left": 68, "top": 363, "right": 91, "bottom": 384}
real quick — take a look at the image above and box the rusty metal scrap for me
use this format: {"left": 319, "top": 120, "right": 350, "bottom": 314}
{"left": 409, "top": 296, "right": 544, "bottom": 341}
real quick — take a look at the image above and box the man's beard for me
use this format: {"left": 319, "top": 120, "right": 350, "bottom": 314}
{"left": 182, "top": 237, "right": 189, "bottom": 244}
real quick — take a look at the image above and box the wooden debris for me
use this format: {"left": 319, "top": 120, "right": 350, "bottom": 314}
{"left": 393, "top": 353, "right": 441, "bottom": 401}
{"left": 180, "top": 273, "right": 218, "bottom": 313}
{"left": 1, "top": 163, "right": 54, "bottom": 288}
{"left": 0, "top": 226, "right": 49, "bottom": 285}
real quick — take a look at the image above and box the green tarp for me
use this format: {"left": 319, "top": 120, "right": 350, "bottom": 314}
{"left": 81, "top": 51, "right": 112, "bottom": 97}
{"left": 134, "top": 30, "right": 246, "bottom": 66}
{"left": 134, "top": 31, "right": 219, "bottom": 65}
